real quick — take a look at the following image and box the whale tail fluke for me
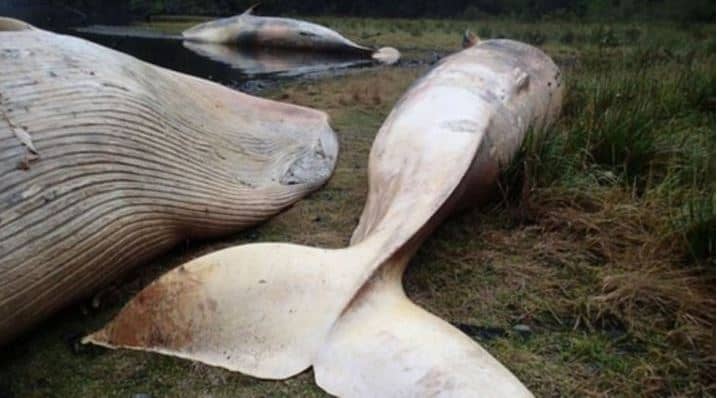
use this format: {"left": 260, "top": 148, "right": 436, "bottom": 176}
{"left": 372, "top": 46, "right": 401, "bottom": 64}
{"left": 84, "top": 240, "right": 532, "bottom": 396}
{"left": 82, "top": 243, "right": 363, "bottom": 379}
{"left": 314, "top": 273, "right": 534, "bottom": 397}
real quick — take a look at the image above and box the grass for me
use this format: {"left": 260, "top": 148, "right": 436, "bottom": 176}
{"left": 1, "top": 16, "right": 714, "bottom": 397}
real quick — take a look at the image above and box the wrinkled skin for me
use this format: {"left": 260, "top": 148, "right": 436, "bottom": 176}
{"left": 0, "top": 17, "right": 338, "bottom": 345}
{"left": 87, "top": 39, "right": 562, "bottom": 397}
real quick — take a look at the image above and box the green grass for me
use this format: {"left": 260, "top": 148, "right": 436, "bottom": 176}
{"left": 1, "top": 17, "right": 714, "bottom": 397}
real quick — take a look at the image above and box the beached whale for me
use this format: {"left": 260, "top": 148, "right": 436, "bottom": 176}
{"left": 182, "top": 6, "right": 400, "bottom": 64}
{"left": 183, "top": 41, "right": 373, "bottom": 77}
{"left": 0, "top": 17, "right": 338, "bottom": 345}
{"left": 86, "top": 37, "right": 562, "bottom": 396}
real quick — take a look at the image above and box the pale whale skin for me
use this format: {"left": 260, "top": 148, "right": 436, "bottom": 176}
{"left": 0, "top": 17, "right": 338, "bottom": 345}
{"left": 87, "top": 39, "right": 562, "bottom": 397}
{"left": 182, "top": 9, "right": 400, "bottom": 64}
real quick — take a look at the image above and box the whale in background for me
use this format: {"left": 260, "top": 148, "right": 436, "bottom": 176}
{"left": 182, "top": 6, "right": 400, "bottom": 65}
{"left": 183, "top": 41, "right": 373, "bottom": 77}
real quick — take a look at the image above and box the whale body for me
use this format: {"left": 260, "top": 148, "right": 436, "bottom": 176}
{"left": 182, "top": 7, "right": 400, "bottom": 64}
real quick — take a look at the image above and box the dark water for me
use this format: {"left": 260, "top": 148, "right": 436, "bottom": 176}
{"left": 64, "top": 25, "right": 373, "bottom": 92}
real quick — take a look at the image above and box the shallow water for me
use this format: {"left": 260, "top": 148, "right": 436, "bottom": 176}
{"left": 66, "top": 25, "right": 374, "bottom": 92}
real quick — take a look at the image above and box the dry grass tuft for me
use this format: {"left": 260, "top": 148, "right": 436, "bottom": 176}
{"left": 533, "top": 189, "right": 673, "bottom": 262}
{"left": 527, "top": 188, "right": 714, "bottom": 333}
{"left": 594, "top": 268, "right": 713, "bottom": 333}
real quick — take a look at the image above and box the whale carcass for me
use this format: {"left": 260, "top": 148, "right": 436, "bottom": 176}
{"left": 183, "top": 41, "right": 374, "bottom": 77}
{"left": 182, "top": 6, "right": 401, "bottom": 64}
{"left": 0, "top": 17, "right": 338, "bottom": 345}
{"left": 86, "top": 37, "right": 562, "bottom": 396}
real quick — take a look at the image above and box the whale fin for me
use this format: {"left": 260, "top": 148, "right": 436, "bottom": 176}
{"left": 463, "top": 29, "right": 480, "bottom": 48}
{"left": 314, "top": 276, "right": 534, "bottom": 397}
{"left": 83, "top": 243, "right": 367, "bottom": 379}
{"left": 241, "top": 3, "right": 261, "bottom": 16}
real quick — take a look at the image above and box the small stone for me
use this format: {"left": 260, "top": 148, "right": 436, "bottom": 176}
{"left": 513, "top": 324, "right": 532, "bottom": 334}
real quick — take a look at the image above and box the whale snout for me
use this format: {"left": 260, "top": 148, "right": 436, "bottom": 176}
{"left": 372, "top": 47, "right": 401, "bottom": 65}
{"left": 280, "top": 123, "right": 339, "bottom": 186}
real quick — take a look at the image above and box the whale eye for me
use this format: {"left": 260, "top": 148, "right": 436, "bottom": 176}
{"left": 299, "top": 31, "right": 318, "bottom": 37}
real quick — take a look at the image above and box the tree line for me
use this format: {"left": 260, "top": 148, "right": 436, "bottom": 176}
{"left": 2, "top": 0, "right": 714, "bottom": 25}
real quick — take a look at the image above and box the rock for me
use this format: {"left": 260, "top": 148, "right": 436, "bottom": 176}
{"left": 512, "top": 324, "right": 532, "bottom": 335}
